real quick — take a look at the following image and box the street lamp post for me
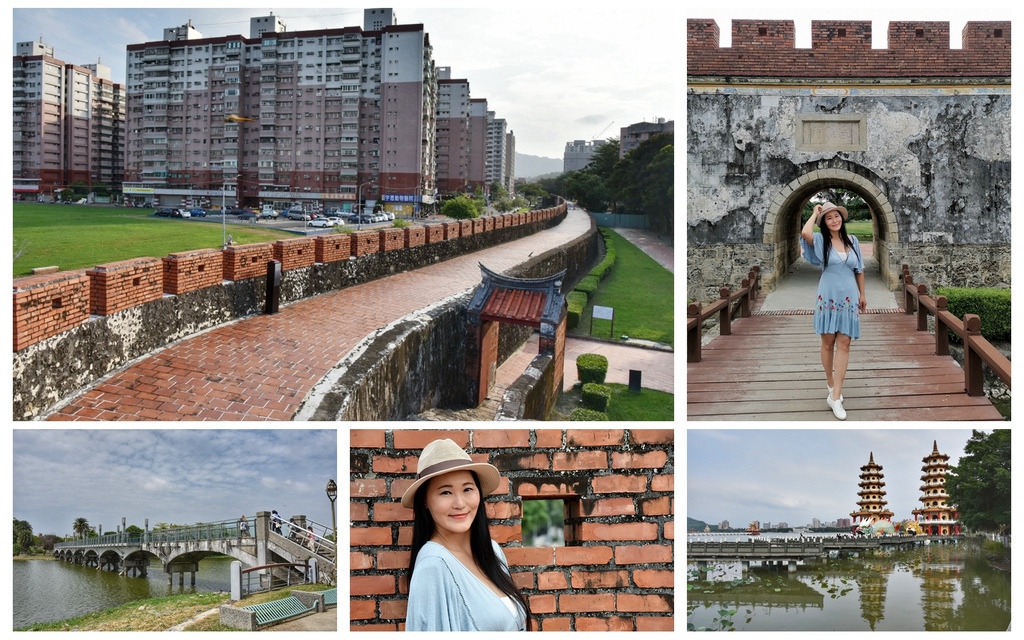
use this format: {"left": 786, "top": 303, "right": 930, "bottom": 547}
{"left": 325, "top": 479, "right": 337, "bottom": 542}
{"left": 356, "top": 181, "right": 374, "bottom": 231}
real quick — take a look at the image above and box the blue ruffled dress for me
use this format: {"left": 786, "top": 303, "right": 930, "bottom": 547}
{"left": 800, "top": 232, "right": 864, "bottom": 339}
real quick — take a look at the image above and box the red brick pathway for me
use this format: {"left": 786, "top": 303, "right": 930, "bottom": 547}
{"left": 47, "top": 210, "right": 592, "bottom": 421}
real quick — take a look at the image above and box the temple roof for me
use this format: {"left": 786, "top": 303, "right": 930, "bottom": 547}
{"left": 467, "top": 263, "right": 567, "bottom": 327}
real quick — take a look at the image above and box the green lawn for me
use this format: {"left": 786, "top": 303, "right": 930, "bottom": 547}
{"left": 844, "top": 220, "right": 874, "bottom": 242}
{"left": 550, "top": 382, "right": 674, "bottom": 421}
{"left": 574, "top": 228, "right": 674, "bottom": 346}
{"left": 12, "top": 203, "right": 295, "bottom": 277}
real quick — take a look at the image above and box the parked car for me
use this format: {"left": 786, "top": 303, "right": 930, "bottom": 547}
{"left": 309, "top": 216, "right": 343, "bottom": 228}
{"left": 170, "top": 209, "right": 192, "bottom": 218}
{"left": 237, "top": 211, "right": 257, "bottom": 221}
{"left": 259, "top": 205, "right": 279, "bottom": 219}
{"left": 153, "top": 207, "right": 178, "bottom": 217}
{"left": 287, "top": 210, "right": 311, "bottom": 221}
{"left": 189, "top": 208, "right": 207, "bottom": 217}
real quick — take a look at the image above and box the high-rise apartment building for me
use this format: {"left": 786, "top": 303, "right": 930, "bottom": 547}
{"left": 619, "top": 118, "right": 673, "bottom": 157}
{"left": 122, "top": 9, "right": 437, "bottom": 212}
{"left": 435, "top": 67, "right": 471, "bottom": 195}
{"left": 13, "top": 40, "right": 126, "bottom": 200}
{"left": 467, "top": 98, "right": 489, "bottom": 193}
{"left": 563, "top": 139, "right": 606, "bottom": 172}
{"left": 485, "top": 111, "right": 507, "bottom": 191}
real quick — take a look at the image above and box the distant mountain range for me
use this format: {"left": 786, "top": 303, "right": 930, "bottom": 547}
{"left": 516, "top": 153, "right": 563, "bottom": 180}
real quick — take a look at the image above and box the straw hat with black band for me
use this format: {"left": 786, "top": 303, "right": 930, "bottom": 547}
{"left": 401, "top": 439, "right": 501, "bottom": 508}
{"left": 815, "top": 201, "right": 849, "bottom": 223}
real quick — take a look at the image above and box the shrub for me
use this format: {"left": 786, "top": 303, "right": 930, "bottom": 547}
{"left": 391, "top": 218, "right": 410, "bottom": 229}
{"left": 576, "top": 353, "right": 608, "bottom": 384}
{"left": 567, "top": 291, "right": 588, "bottom": 329}
{"left": 574, "top": 275, "right": 600, "bottom": 299}
{"left": 441, "top": 195, "right": 480, "bottom": 220}
{"left": 570, "top": 408, "right": 609, "bottom": 421}
{"left": 935, "top": 287, "right": 1011, "bottom": 342}
{"left": 581, "top": 382, "right": 612, "bottom": 412}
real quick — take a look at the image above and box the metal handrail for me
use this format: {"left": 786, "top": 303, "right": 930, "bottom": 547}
{"left": 270, "top": 514, "right": 336, "bottom": 560}
{"left": 54, "top": 516, "right": 256, "bottom": 550}
{"left": 241, "top": 562, "right": 314, "bottom": 596}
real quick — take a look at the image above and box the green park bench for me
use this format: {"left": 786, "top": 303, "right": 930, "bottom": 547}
{"left": 241, "top": 595, "right": 318, "bottom": 626}
{"left": 319, "top": 588, "right": 337, "bottom": 607}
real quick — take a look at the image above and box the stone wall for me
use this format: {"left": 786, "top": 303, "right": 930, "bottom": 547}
{"left": 13, "top": 207, "right": 566, "bottom": 420}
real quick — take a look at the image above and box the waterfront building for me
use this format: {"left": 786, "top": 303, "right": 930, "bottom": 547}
{"left": 911, "top": 441, "right": 960, "bottom": 535}
{"left": 13, "top": 40, "right": 126, "bottom": 200}
{"left": 850, "top": 452, "right": 895, "bottom": 530}
{"left": 122, "top": 9, "right": 438, "bottom": 212}
{"left": 618, "top": 117, "right": 673, "bottom": 157}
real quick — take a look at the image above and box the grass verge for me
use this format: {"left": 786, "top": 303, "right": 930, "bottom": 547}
{"left": 16, "top": 592, "right": 230, "bottom": 632}
{"left": 572, "top": 228, "right": 673, "bottom": 346}
{"left": 551, "top": 382, "right": 673, "bottom": 421}
{"left": 13, "top": 203, "right": 295, "bottom": 277}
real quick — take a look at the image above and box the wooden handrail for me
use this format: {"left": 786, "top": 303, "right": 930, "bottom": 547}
{"left": 901, "top": 264, "right": 1010, "bottom": 396}
{"left": 688, "top": 266, "right": 760, "bottom": 363}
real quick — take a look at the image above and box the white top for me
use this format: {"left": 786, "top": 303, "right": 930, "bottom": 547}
{"left": 500, "top": 596, "right": 518, "bottom": 617}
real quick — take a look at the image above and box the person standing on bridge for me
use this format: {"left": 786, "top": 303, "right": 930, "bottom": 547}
{"left": 800, "top": 202, "right": 866, "bottom": 420}
{"left": 403, "top": 438, "right": 531, "bottom": 631}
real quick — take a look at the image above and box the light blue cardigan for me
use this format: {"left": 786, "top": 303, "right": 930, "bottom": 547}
{"left": 406, "top": 540, "right": 526, "bottom": 632}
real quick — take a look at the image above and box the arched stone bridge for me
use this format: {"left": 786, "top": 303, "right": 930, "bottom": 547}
{"left": 53, "top": 511, "right": 335, "bottom": 586}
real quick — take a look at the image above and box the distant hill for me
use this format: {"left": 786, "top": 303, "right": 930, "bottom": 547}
{"left": 516, "top": 153, "right": 562, "bottom": 179}
{"left": 687, "top": 516, "right": 709, "bottom": 532}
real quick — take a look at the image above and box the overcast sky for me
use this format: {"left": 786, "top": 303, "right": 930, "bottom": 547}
{"left": 11, "top": 2, "right": 678, "bottom": 159}
{"left": 12, "top": 429, "right": 338, "bottom": 537}
{"left": 687, "top": 429, "right": 993, "bottom": 529}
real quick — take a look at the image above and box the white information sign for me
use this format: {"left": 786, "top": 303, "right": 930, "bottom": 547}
{"left": 592, "top": 305, "right": 614, "bottom": 321}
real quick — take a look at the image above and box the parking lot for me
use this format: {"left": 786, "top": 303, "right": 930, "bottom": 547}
{"left": 177, "top": 212, "right": 398, "bottom": 235}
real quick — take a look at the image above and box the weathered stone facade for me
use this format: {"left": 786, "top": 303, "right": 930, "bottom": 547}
{"left": 687, "top": 19, "right": 1011, "bottom": 303}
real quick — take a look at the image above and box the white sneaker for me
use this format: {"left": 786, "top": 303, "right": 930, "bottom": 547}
{"left": 827, "top": 385, "right": 843, "bottom": 405}
{"left": 827, "top": 393, "right": 847, "bottom": 420}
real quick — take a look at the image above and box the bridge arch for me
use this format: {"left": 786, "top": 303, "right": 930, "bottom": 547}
{"left": 764, "top": 163, "right": 901, "bottom": 290}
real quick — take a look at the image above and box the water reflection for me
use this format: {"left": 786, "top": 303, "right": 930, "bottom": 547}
{"left": 687, "top": 540, "right": 1009, "bottom": 631}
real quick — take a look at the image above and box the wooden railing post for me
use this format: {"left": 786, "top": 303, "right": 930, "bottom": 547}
{"left": 963, "top": 314, "right": 985, "bottom": 396}
{"left": 688, "top": 302, "right": 702, "bottom": 364}
{"left": 750, "top": 266, "right": 761, "bottom": 302}
{"left": 719, "top": 287, "right": 732, "bottom": 336}
{"left": 903, "top": 272, "right": 915, "bottom": 315}
{"left": 740, "top": 276, "right": 752, "bottom": 318}
{"left": 916, "top": 284, "right": 929, "bottom": 331}
{"left": 934, "top": 295, "right": 950, "bottom": 356}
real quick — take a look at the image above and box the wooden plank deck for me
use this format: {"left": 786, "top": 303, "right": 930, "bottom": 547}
{"left": 688, "top": 313, "right": 1004, "bottom": 421}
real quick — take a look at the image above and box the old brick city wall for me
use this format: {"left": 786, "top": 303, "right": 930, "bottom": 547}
{"left": 350, "top": 429, "right": 675, "bottom": 632}
{"left": 12, "top": 206, "right": 565, "bottom": 420}
{"left": 687, "top": 19, "right": 1010, "bottom": 301}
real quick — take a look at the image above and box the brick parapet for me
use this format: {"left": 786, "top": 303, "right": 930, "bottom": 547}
{"left": 223, "top": 243, "right": 274, "bottom": 281}
{"left": 87, "top": 258, "right": 163, "bottom": 316}
{"left": 459, "top": 219, "right": 473, "bottom": 237}
{"left": 162, "top": 249, "right": 224, "bottom": 295}
{"left": 12, "top": 270, "right": 90, "bottom": 351}
{"left": 273, "top": 237, "right": 316, "bottom": 271}
{"left": 350, "top": 428, "right": 675, "bottom": 631}
{"left": 314, "top": 234, "right": 352, "bottom": 263}
{"left": 379, "top": 228, "right": 405, "bottom": 252}
{"left": 403, "top": 226, "right": 425, "bottom": 248}
{"left": 687, "top": 19, "right": 1010, "bottom": 79}
{"left": 350, "top": 230, "right": 381, "bottom": 257}
{"left": 442, "top": 221, "right": 461, "bottom": 240}
{"left": 424, "top": 224, "right": 445, "bottom": 244}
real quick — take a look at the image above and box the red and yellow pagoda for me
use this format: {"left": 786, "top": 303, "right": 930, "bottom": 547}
{"left": 851, "top": 452, "right": 894, "bottom": 530}
{"left": 911, "top": 440, "right": 960, "bottom": 535}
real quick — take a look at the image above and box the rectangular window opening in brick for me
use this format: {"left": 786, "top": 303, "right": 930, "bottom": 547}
{"left": 198, "top": 264, "right": 205, "bottom": 272}
{"left": 51, "top": 297, "right": 62, "bottom": 310}
{"left": 521, "top": 498, "right": 567, "bottom": 547}
{"left": 132, "top": 277, "right": 141, "bottom": 286}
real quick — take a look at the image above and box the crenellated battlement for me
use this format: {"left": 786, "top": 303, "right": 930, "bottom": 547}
{"left": 688, "top": 19, "right": 1010, "bottom": 79}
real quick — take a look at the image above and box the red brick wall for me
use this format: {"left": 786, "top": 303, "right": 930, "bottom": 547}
{"left": 87, "top": 258, "right": 163, "bottom": 316}
{"left": 492, "top": 215, "right": 505, "bottom": 230}
{"left": 459, "top": 219, "right": 473, "bottom": 237}
{"left": 351, "top": 230, "right": 381, "bottom": 257}
{"left": 472, "top": 218, "right": 485, "bottom": 235}
{"left": 12, "top": 270, "right": 90, "bottom": 351}
{"left": 162, "top": 249, "right": 224, "bottom": 295}
{"left": 223, "top": 243, "right": 273, "bottom": 281}
{"left": 350, "top": 428, "right": 675, "bottom": 632}
{"left": 273, "top": 238, "right": 316, "bottom": 271}
{"left": 424, "top": 224, "right": 445, "bottom": 244}
{"left": 688, "top": 19, "right": 1010, "bottom": 78}
{"left": 442, "top": 221, "right": 461, "bottom": 240}
{"left": 379, "top": 228, "right": 405, "bottom": 252}
{"left": 314, "top": 234, "right": 352, "bottom": 263}
{"left": 484, "top": 216, "right": 496, "bottom": 232}
{"left": 403, "top": 226, "right": 425, "bottom": 248}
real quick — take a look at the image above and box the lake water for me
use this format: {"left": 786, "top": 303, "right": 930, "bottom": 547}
{"left": 12, "top": 556, "right": 232, "bottom": 629}
{"left": 687, "top": 537, "right": 1010, "bottom": 631}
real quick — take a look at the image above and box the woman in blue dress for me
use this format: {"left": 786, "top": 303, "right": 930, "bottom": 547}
{"left": 800, "top": 202, "right": 867, "bottom": 420}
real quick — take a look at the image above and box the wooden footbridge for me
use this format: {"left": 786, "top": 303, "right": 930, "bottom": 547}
{"left": 687, "top": 265, "right": 1009, "bottom": 421}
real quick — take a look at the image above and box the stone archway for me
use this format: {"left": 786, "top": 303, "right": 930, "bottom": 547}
{"left": 763, "top": 165, "right": 901, "bottom": 290}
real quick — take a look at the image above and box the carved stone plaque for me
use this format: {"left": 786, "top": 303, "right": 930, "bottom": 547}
{"left": 796, "top": 114, "right": 867, "bottom": 152}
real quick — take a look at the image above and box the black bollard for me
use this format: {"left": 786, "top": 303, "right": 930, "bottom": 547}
{"left": 629, "top": 369, "right": 642, "bottom": 392}
{"left": 265, "top": 259, "right": 282, "bottom": 314}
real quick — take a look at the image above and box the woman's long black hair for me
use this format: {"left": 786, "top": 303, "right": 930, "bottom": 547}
{"left": 818, "top": 214, "right": 861, "bottom": 271}
{"left": 408, "top": 471, "right": 533, "bottom": 630}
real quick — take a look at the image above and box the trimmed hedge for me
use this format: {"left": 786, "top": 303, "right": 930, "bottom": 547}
{"left": 567, "top": 291, "right": 588, "bottom": 329}
{"left": 574, "top": 275, "right": 600, "bottom": 299}
{"left": 576, "top": 353, "right": 609, "bottom": 384}
{"left": 935, "top": 287, "right": 1011, "bottom": 342}
{"left": 570, "top": 408, "right": 609, "bottom": 421}
{"left": 581, "top": 382, "right": 612, "bottom": 412}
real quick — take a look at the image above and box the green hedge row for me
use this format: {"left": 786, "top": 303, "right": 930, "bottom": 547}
{"left": 572, "top": 227, "right": 617, "bottom": 303}
{"left": 569, "top": 408, "right": 609, "bottom": 421}
{"left": 576, "top": 353, "right": 608, "bottom": 384}
{"left": 566, "top": 291, "right": 588, "bottom": 329}
{"left": 581, "top": 383, "right": 612, "bottom": 412}
{"left": 934, "top": 287, "right": 1011, "bottom": 342}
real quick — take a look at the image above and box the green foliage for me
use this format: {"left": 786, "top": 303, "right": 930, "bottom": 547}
{"left": 603, "top": 383, "right": 674, "bottom": 421}
{"left": 522, "top": 499, "right": 564, "bottom": 545}
{"left": 440, "top": 195, "right": 480, "bottom": 220}
{"left": 935, "top": 287, "right": 1011, "bottom": 342}
{"left": 569, "top": 407, "right": 609, "bottom": 421}
{"left": 574, "top": 275, "right": 600, "bottom": 299}
{"left": 391, "top": 218, "right": 410, "bottom": 229}
{"left": 609, "top": 134, "right": 674, "bottom": 234}
{"left": 581, "top": 382, "right": 612, "bottom": 412}
{"left": 566, "top": 291, "right": 587, "bottom": 329}
{"left": 13, "top": 518, "right": 34, "bottom": 555}
{"left": 590, "top": 228, "right": 617, "bottom": 280}
{"left": 802, "top": 189, "right": 871, "bottom": 222}
{"left": 576, "top": 353, "right": 609, "bottom": 384}
{"left": 946, "top": 429, "right": 1010, "bottom": 534}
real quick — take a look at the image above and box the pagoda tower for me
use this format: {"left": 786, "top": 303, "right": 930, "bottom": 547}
{"left": 911, "top": 440, "right": 960, "bottom": 535}
{"left": 850, "top": 452, "right": 894, "bottom": 530}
